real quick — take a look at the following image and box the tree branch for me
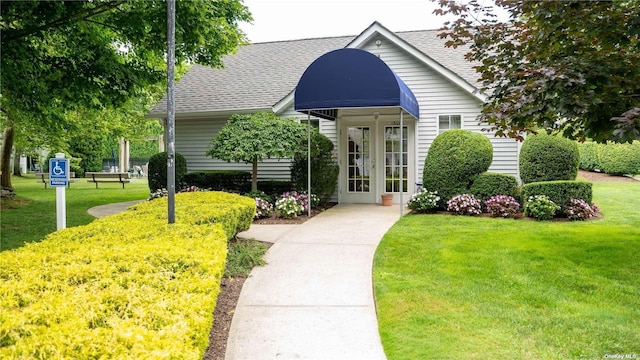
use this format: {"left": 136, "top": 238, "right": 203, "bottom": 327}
{"left": 3, "top": 1, "right": 127, "bottom": 43}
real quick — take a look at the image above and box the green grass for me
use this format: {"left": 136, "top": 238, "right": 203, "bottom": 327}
{"left": 374, "top": 182, "right": 640, "bottom": 359}
{"left": 224, "top": 239, "right": 269, "bottom": 277}
{"left": 1, "top": 174, "right": 150, "bottom": 251}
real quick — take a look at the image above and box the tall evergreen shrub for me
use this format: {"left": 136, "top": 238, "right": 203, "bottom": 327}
{"left": 422, "top": 129, "right": 493, "bottom": 203}
{"left": 148, "top": 151, "right": 187, "bottom": 192}
{"left": 519, "top": 133, "right": 579, "bottom": 184}
{"left": 291, "top": 130, "right": 339, "bottom": 205}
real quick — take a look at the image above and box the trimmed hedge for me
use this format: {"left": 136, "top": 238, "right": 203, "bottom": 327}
{"left": 257, "top": 180, "right": 294, "bottom": 199}
{"left": 470, "top": 172, "right": 521, "bottom": 203}
{"left": 578, "top": 142, "right": 600, "bottom": 171}
{"left": 148, "top": 151, "right": 188, "bottom": 192}
{"left": 519, "top": 133, "right": 579, "bottom": 184}
{"left": 0, "top": 192, "right": 254, "bottom": 358}
{"left": 128, "top": 192, "right": 255, "bottom": 239}
{"left": 598, "top": 142, "right": 640, "bottom": 175}
{"left": 182, "top": 170, "right": 252, "bottom": 193}
{"left": 423, "top": 129, "right": 493, "bottom": 203}
{"left": 521, "top": 181, "right": 593, "bottom": 209}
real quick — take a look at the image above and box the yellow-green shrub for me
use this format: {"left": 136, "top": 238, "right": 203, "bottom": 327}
{"left": 0, "top": 191, "right": 255, "bottom": 359}
{"left": 127, "top": 191, "right": 255, "bottom": 239}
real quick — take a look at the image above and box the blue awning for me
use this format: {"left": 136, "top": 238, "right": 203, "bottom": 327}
{"left": 294, "top": 48, "right": 419, "bottom": 120}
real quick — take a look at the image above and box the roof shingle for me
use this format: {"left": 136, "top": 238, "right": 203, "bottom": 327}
{"left": 148, "top": 28, "right": 478, "bottom": 117}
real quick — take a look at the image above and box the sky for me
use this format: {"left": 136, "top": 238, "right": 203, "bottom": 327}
{"left": 238, "top": 0, "right": 461, "bottom": 43}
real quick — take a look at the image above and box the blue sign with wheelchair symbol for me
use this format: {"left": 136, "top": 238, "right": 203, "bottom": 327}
{"left": 49, "top": 158, "right": 69, "bottom": 187}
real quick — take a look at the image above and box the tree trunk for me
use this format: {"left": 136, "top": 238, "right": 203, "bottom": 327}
{"left": 13, "top": 148, "right": 22, "bottom": 176}
{"left": 1, "top": 124, "right": 15, "bottom": 189}
{"left": 252, "top": 156, "right": 258, "bottom": 192}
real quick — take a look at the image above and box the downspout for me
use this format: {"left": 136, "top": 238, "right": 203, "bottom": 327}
{"left": 399, "top": 110, "right": 404, "bottom": 217}
{"left": 307, "top": 112, "right": 311, "bottom": 217}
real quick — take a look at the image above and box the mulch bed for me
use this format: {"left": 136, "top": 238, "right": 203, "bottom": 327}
{"left": 204, "top": 172, "right": 636, "bottom": 359}
{"left": 252, "top": 202, "right": 337, "bottom": 225}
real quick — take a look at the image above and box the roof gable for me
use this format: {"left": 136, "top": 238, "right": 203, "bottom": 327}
{"left": 148, "top": 22, "right": 482, "bottom": 118}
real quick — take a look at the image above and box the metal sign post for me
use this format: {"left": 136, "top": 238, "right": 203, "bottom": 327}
{"left": 49, "top": 153, "right": 69, "bottom": 230}
{"left": 167, "top": 0, "right": 176, "bottom": 224}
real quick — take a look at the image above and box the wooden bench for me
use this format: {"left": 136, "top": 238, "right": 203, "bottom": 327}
{"left": 35, "top": 172, "right": 77, "bottom": 189}
{"left": 85, "top": 172, "right": 131, "bottom": 189}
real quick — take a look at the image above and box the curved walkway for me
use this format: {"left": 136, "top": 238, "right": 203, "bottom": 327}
{"left": 230, "top": 204, "right": 403, "bottom": 360}
{"left": 87, "top": 200, "right": 145, "bottom": 218}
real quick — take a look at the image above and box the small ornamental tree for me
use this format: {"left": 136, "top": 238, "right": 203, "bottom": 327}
{"left": 206, "top": 112, "right": 307, "bottom": 192}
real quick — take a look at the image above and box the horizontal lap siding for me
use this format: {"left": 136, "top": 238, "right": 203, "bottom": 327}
{"left": 361, "top": 38, "right": 520, "bottom": 182}
{"left": 176, "top": 117, "right": 293, "bottom": 180}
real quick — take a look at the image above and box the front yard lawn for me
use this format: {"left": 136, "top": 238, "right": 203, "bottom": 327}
{"left": 374, "top": 182, "right": 640, "bottom": 359}
{"left": 1, "top": 174, "right": 150, "bottom": 251}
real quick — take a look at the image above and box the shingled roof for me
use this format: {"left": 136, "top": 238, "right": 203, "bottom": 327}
{"left": 148, "top": 25, "right": 478, "bottom": 117}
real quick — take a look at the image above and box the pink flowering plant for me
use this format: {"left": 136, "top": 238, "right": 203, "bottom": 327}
{"left": 446, "top": 194, "right": 482, "bottom": 216}
{"left": 564, "top": 198, "right": 599, "bottom": 221}
{"left": 407, "top": 189, "right": 440, "bottom": 213}
{"left": 484, "top": 195, "right": 521, "bottom": 218}
{"left": 275, "top": 191, "right": 317, "bottom": 218}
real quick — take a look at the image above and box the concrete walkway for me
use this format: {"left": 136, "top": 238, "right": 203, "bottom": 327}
{"left": 87, "top": 199, "right": 145, "bottom": 218}
{"left": 229, "top": 204, "right": 403, "bottom": 360}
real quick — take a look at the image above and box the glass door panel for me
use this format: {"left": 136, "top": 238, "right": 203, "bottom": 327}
{"left": 384, "top": 126, "right": 408, "bottom": 193}
{"left": 347, "top": 127, "right": 370, "bottom": 193}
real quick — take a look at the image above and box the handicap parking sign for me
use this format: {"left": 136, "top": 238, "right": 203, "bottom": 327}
{"left": 49, "top": 158, "right": 69, "bottom": 187}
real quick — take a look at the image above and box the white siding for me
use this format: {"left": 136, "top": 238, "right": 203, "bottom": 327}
{"left": 360, "top": 37, "right": 520, "bottom": 181}
{"left": 174, "top": 33, "right": 521, "bottom": 197}
{"left": 175, "top": 117, "right": 293, "bottom": 180}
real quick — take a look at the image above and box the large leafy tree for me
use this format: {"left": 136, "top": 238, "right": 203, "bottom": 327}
{"left": 433, "top": 0, "right": 640, "bottom": 143}
{"left": 0, "top": 0, "right": 251, "bottom": 188}
{"left": 207, "top": 112, "right": 308, "bottom": 192}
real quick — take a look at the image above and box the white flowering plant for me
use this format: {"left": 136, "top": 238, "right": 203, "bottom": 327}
{"left": 524, "top": 195, "right": 560, "bottom": 220}
{"left": 275, "top": 191, "right": 314, "bottom": 218}
{"left": 446, "top": 194, "right": 482, "bottom": 216}
{"left": 254, "top": 197, "right": 274, "bottom": 219}
{"left": 407, "top": 189, "right": 440, "bottom": 213}
{"left": 148, "top": 188, "right": 168, "bottom": 200}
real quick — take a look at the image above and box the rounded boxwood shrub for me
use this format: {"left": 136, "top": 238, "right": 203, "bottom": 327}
{"left": 519, "top": 133, "right": 579, "bottom": 184}
{"left": 578, "top": 141, "right": 600, "bottom": 171}
{"left": 598, "top": 142, "right": 640, "bottom": 175}
{"left": 148, "top": 151, "right": 187, "bottom": 192}
{"left": 470, "top": 172, "right": 521, "bottom": 203}
{"left": 423, "top": 129, "right": 493, "bottom": 203}
{"left": 521, "top": 180, "right": 593, "bottom": 210}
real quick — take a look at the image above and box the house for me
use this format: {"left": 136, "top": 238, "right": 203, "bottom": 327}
{"left": 147, "top": 21, "right": 520, "bottom": 204}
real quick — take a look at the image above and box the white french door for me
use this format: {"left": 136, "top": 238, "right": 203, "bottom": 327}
{"left": 341, "top": 125, "right": 376, "bottom": 203}
{"left": 339, "top": 118, "right": 414, "bottom": 204}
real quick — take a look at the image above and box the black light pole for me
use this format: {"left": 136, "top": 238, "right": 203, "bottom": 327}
{"left": 167, "top": 0, "right": 176, "bottom": 224}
